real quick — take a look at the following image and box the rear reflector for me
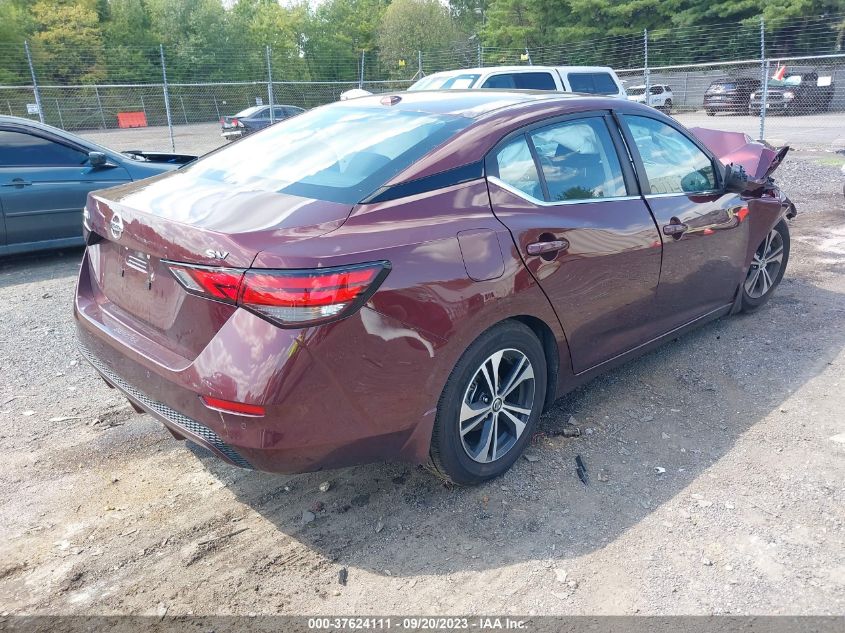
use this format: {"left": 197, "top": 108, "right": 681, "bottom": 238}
{"left": 167, "top": 261, "right": 390, "bottom": 327}
{"left": 201, "top": 395, "right": 265, "bottom": 417}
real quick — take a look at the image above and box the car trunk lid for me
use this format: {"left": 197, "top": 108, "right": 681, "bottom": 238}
{"left": 84, "top": 170, "right": 352, "bottom": 358}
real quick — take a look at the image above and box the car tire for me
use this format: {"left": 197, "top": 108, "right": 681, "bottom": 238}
{"left": 663, "top": 99, "right": 672, "bottom": 113}
{"left": 428, "top": 320, "right": 547, "bottom": 486}
{"left": 741, "top": 219, "right": 790, "bottom": 313}
{"left": 705, "top": 109, "right": 714, "bottom": 116}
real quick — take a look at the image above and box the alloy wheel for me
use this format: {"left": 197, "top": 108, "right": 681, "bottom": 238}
{"left": 744, "top": 228, "right": 785, "bottom": 299}
{"left": 459, "top": 349, "right": 536, "bottom": 464}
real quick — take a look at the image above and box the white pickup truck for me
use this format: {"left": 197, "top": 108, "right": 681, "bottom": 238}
{"left": 408, "top": 65, "right": 627, "bottom": 98}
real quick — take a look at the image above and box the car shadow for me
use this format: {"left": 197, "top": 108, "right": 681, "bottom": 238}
{"left": 191, "top": 274, "right": 844, "bottom": 577}
{"left": 0, "top": 248, "right": 83, "bottom": 289}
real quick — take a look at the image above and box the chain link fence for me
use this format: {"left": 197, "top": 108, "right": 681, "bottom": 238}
{"left": 1, "top": 14, "right": 843, "bottom": 153}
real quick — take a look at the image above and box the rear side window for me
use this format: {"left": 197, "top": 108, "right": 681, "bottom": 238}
{"left": 186, "top": 106, "right": 471, "bottom": 204}
{"left": 624, "top": 115, "right": 716, "bottom": 194}
{"left": 234, "top": 106, "right": 264, "bottom": 118}
{"left": 529, "top": 118, "right": 627, "bottom": 201}
{"left": 566, "top": 72, "right": 619, "bottom": 95}
{"left": 0, "top": 130, "right": 87, "bottom": 166}
{"left": 481, "top": 72, "right": 556, "bottom": 90}
{"left": 491, "top": 136, "right": 543, "bottom": 200}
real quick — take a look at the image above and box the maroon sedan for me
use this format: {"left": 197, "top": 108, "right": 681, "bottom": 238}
{"left": 75, "top": 91, "right": 794, "bottom": 485}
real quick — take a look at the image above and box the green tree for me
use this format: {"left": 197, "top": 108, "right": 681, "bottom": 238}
{"left": 101, "top": 0, "right": 159, "bottom": 82}
{"left": 30, "top": 0, "right": 107, "bottom": 83}
{"left": 0, "top": 0, "right": 34, "bottom": 84}
{"left": 377, "top": 0, "right": 464, "bottom": 77}
{"left": 303, "top": 0, "right": 388, "bottom": 81}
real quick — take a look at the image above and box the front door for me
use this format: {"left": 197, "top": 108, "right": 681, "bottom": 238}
{"left": 0, "top": 128, "right": 130, "bottom": 248}
{"left": 486, "top": 113, "right": 663, "bottom": 373}
{"left": 618, "top": 114, "right": 747, "bottom": 329}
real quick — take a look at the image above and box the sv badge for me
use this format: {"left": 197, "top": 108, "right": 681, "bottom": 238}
{"left": 205, "top": 249, "right": 230, "bottom": 260}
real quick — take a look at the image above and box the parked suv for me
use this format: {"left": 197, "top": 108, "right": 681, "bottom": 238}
{"left": 703, "top": 77, "right": 760, "bottom": 115}
{"left": 408, "top": 65, "right": 627, "bottom": 98}
{"left": 220, "top": 104, "right": 304, "bottom": 140}
{"left": 748, "top": 71, "right": 834, "bottom": 115}
{"left": 626, "top": 84, "right": 673, "bottom": 111}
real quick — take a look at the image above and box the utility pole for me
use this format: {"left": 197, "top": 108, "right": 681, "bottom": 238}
{"left": 160, "top": 44, "right": 175, "bottom": 152}
{"left": 759, "top": 18, "right": 768, "bottom": 140}
{"left": 644, "top": 29, "right": 650, "bottom": 107}
{"left": 24, "top": 41, "right": 44, "bottom": 124}
{"left": 266, "top": 45, "right": 275, "bottom": 124}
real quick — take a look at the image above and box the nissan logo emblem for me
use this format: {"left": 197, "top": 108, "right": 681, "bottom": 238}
{"left": 110, "top": 213, "right": 124, "bottom": 240}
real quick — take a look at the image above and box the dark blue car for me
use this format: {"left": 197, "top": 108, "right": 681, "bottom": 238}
{"left": 0, "top": 116, "right": 195, "bottom": 256}
{"left": 220, "top": 105, "right": 304, "bottom": 141}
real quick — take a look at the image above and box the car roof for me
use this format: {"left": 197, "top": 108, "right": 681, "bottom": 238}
{"left": 424, "top": 65, "right": 616, "bottom": 77}
{"left": 332, "top": 89, "right": 591, "bottom": 118}
{"left": 0, "top": 114, "right": 112, "bottom": 150}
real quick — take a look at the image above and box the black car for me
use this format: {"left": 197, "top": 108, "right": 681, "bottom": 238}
{"left": 0, "top": 116, "right": 195, "bottom": 256}
{"left": 749, "top": 71, "right": 834, "bottom": 115}
{"left": 220, "top": 104, "right": 305, "bottom": 141}
{"left": 703, "top": 77, "right": 760, "bottom": 115}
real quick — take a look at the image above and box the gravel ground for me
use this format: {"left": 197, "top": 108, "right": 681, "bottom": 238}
{"left": 0, "top": 154, "right": 843, "bottom": 616}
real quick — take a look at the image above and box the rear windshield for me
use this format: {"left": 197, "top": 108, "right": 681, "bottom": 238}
{"left": 567, "top": 72, "right": 619, "bottom": 95}
{"left": 186, "top": 105, "right": 471, "bottom": 204}
{"left": 409, "top": 73, "right": 481, "bottom": 90}
{"left": 234, "top": 106, "right": 265, "bottom": 117}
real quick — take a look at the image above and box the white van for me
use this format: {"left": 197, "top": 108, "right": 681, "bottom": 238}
{"left": 407, "top": 65, "right": 627, "bottom": 98}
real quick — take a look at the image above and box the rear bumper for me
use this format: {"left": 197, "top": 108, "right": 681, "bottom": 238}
{"left": 220, "top": 129, "right": 244, "bottom": 139}
{"left": 74, "top": 248, "right": 447, "bottom": 474}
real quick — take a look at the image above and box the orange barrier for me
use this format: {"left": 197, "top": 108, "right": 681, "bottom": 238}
{"left": 117, "top": 112, "right": 148, "bottom": 128}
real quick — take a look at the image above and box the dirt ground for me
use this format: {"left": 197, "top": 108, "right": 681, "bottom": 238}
{"left": 0, "top": 153, "right": 843, "bottom": 617}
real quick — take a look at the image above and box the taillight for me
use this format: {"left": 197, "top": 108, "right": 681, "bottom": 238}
{"left": 168, "top": 265, "right": 243, "bottom": 301}
{"left": 219, "top": 117, "right": 225, "bottom": 125}
{"left": 167, "top": 261, "right": 390, "bottom": 327}
{"left": 232, "top": 118, "right": 242, "bottom": 127}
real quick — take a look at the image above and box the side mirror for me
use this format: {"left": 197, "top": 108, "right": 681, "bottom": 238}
{"left": 723, "top": 162, "right": 748, "bottom": 193}
{"left": 88, "top": 151, "right": 108, "bottom": 168}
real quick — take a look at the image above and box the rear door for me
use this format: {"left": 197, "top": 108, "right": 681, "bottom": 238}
{"left": 486, "top": 112, "right": 663, "bottom": 372}
{"left": 618, "top": 113, "right": 747, "bottom": 329}
{"left": 0, "top": 127, "right": 131, "bottom": 248}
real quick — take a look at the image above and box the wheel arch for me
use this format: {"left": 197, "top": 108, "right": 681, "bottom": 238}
{"left": 510, "top": 314, "right": 560, "bottom": 413}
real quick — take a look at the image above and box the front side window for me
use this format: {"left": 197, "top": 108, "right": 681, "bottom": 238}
{"left": 185, "top": 105, "right": 471, "bottom": 204}
{"left": 567, "top": 72, "right": 619, "bottom": 95}
{"left": 624, "top": 115, "right": 716, "bottom": 194}
{"left": 529, "top": 118, "right": 627, "bottom": 201}
{"left": 0, "top": 130, "right": 87, "bottom": 166}
{"left": 491, "top": 136, "right": 543, "bottom": 200}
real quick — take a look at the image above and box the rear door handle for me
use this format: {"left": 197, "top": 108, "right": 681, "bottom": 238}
{"left": 2, "top": 178, "right": 32, "bottom": 187}
{"left": 526, "top": 239, "right": 569, "bottom": 256}
{"left": 662, "top": 222, "right": 689, "bottom": 237}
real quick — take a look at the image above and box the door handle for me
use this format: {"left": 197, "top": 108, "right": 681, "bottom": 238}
{"left": 662, "top": 222, "right": 689, "bottom": 237}
{"left": 1, "top": 178, "right": 32, "bottom": 187}
{"left": 526, "top": 239, "right": 569, "bottom": 256}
